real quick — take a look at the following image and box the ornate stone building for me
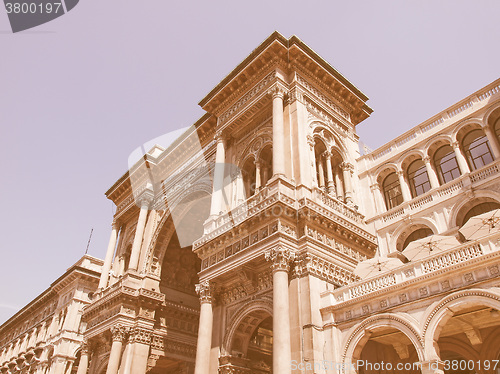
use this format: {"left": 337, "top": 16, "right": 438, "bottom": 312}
{"left": 2, "top": 32, "right": 500, "bottom": 374}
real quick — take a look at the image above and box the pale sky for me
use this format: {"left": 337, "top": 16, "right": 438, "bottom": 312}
{"left": 1, "top": 0, "right": 499, "bottom": 324}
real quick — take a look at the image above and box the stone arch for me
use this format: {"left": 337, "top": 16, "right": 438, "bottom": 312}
{"left": 483, "top": 103, "right": 500, "bottom": 136}
{"left": 238, "top": 130, "right": 272, "bottom": 167}
{"left": 374, "top": 163, "right": 398, "bottom": 185}
{"left": 222, "top": 298, "right": 273, "bottom": 357}
{"left": 391, "top": 218, "right": 439, "bottom": 252}
{"left": 452, "top": 118, "right": 484, "bottom": 143}
{"left": 447, "top": 189, "right": 500, "bottom": 228}
{"left": 422, "top": 288, "right": 500, "bottom": 360}
{"left": 310, "top": 121, "right": 348, "bottom": 160}
{"left": 146, "top": 186, "right": 212, "bottom": 275}
{"left": 341, "top": 313, "right": 424, "bottom": 372}
{"left": 397, "top": 149, "right": 426, "bottom": 170}
{"left": 423, "top": 134, "right": 453, "bottom": 158}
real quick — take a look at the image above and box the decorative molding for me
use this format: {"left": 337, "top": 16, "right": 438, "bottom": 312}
{"left": 195, "top": 281, "right": 214, "bottom": 304}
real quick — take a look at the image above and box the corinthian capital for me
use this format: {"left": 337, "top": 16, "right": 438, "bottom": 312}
{"left": 340, "top": 162, "right": 354, "bottom": 172}
{"left": 110, "top": 324, "right": 129, "bottom": 342}
{"left": 265, "top": 246, "right": 295, "bottom": 273}
{"left": 268, "top": 85, "right": 287, "bottom": 100}
{"left": 195, "top": 281, "right": 213, "bottom": 304}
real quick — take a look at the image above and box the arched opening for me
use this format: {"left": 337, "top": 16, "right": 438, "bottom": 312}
{"left": 461, "top": 129, "right": 493, "bottom": 171}
{"left": 259, "top": 145, "right": 273, "bottom": 188}
{"left": 434, "top": 145, "right": 461, "bottom": 184}
{"left": 314, "top": 139, "right": 328, "bottom": 191}
{"left": 402, "top": 227, "right": 434, "bottom": 250}
{"left": 407, "top": 159, "right": 431, "bottom": 198}
{"left": 242, "top": 156, "right": 256, "bottom": 199}
{"left": 382, "top": 172, "right": 403, "bottom": 210}
{"left": 455, "top": 198, "right": 500, "bottom": 227}
{"left": 432, "top": 304, "right": 500, "bottom": 374}
{"left": 354, "top": 326, "right": 422, "bottom": 374}
{"left": 487, "top": 107, "right": 500, "bottom": 146}
{"left": 223, "top": 309, "right": 272, "bottom": 374}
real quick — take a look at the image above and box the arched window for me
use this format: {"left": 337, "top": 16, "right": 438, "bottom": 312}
{"left": 462, "top": 202, "right": 500, "bottom": 226}
{"left": 494, "top": 116, "right": 500, "bottom": 141}
{"left": 382, "top": 172, "right": 403, "bottom": 210}
{"left": 434, "top": 145, "right": 460, "bottom": 184}
{"left": 462, "top": 129, "right": 493, "bottom": 171}
{"left": 402, "top": 227, "right": 434, "bottom": 250}
{"left": 407, "top": 159, "right": 431, "bottom": 198}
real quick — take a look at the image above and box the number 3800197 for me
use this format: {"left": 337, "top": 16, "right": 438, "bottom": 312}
{"left": 5, "top": 2, "right": 62, "bottom": 14}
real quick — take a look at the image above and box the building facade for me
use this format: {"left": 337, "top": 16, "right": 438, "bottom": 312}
{"left": 2, "top": 32, "right": 500, "bottom": 374}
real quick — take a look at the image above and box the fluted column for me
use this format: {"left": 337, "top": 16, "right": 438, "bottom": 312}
{"left": 194, "top": 282, "right": 213, "bottom": 374}
{"left": 210, "top": 134, "right": 226, "bottom": 217}
{"left": 106, "top": 325, "right": 128, "bottom": 374}
{"left": 397, "top": 170, "right": 412, "bottom": 201}
{"left": 75, "top": 343, "right": 89, "bottom": 374}
{"left": 483, "top": 125, "right": 500, "bottom": 159}
{"left": 341, "top": 163, "right": 354, "bottom": 203}
{"left": 452, "top": 141, "right": 470, "bottom": 174}
{"left": 423, "top": 156, "right": 440, "bottom": 188}
{"left": 271, "top": 86, "right": 286, "bottom": 177}
{"left": 99, "top": 221, "right": 120, "bottom": 289}
{"left": 128, "top": 196, "right": 151, "bottom": 271}
{"left": 254, "top": 160, "right": 261, "bottom": 193}
{"left": 324, "top": 152, "right": 335, "bottom": 195}
{"left": 265, "top": 247, "right": 295, "bottom": 374}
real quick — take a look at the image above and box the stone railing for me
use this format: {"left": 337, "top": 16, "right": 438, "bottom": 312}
{"left": 373, "top": 160, "right": 500, "bottom": 225}
{"left": 313, "top": 188, "right": 365, "bottom": 223}
{"left": 365, "top": 79, "right": 500, "bottom": 162}
{"left": 322, "top": 234, "right": 499, "bottom": 305}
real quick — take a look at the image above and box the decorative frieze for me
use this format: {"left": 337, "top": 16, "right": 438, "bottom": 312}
{"left": 294, "top": 254, "right": 358, "bottom": 286}
{"left": 129, "top": 327, "right": 152, "bottom": 345}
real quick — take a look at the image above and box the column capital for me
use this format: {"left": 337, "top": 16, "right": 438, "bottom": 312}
{"left": 80, "top": 341, "right": 89, "bottom": 355}
{"left": 129, "top": 327, "right": 152, "bottom": 345}
{"left": 265, "top": 246, "right": 295, "bottom": 272}
{"left": 215, "top": 131, "right": 229, "bottom": 144}
{"left": 423, "top": 155, "right": 431, "bottom": 164}
{"left": 111, "top": 220, "right": 121, "bottom": 230}
{"left": 322, "top": 151, "right": 332, "bottom": 159}
{"left": 110, "top": 325, "right": 129, "bottom": 342}
{"left": 340, "top": 162, "right": 354, "bottom": 172}
{"left": 397, "top": 169, "right": 405, "bottom": 177}
{"left": 268, "top": 85, "right": 287, "bottom": 100}
{"left": 370, "top": 183, "right": 381, "bottom": 192}
{"left": 452, "top": 141, "right": 461, "bottom": 149}
{"left": 195, "top": 281, "right": 214, "bottom": 304}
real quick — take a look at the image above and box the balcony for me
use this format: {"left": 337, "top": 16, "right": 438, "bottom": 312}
{"left": 370, "top": 160, "right": 500, "bottom": 226}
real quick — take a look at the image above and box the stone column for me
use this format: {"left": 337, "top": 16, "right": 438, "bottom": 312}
{"left": 423, "top": 156, "right": 440, "bottom": 189}
{"left": 210, "top": 134, "right": 226, "bottom": 217}
{"left": 128, "top": 197, "right": 151, "bottom": 271}
{"left": 341, "top": 163, "right": 354, "bottom": 204}
{"left": 307, "top": 135, "right": 318, "bottom": 187}
{"left": 106, "top": 325, "right": 128, "bottom": 374}
{"left": 128, "top": 328, "right": 152, "bottom": 373}
{"left": 265, "top": 247, "right": 295, "bottom": 374}
{"left": 397, "top": 170, "right": 412, "bottom": 201}
{"left": 271, "top": 86, "right": 286, "bottom": 177}
{"left": 370, "top": 184, "right": 386, "bottom": 213}
{"left": 262, "top": 166, "right": 269, "bottom": 187}
{"left": 317, "top": 157, "right": 325, "bottom": 189}
{"left": 194, "top": 281, "right": 213, "bottom": 374}
{"left": 483, "top": 125, "right": 500, "bottom": 159}
{"left": 335, "top": 169, "right": 344, "bottom": 200}
{"left": 99, "top": 221, "right": 120, "bottom": 289}
{"left": 254, "top": 160, "right": 261, "bottom": 193}
{"left": 324, "top": 152, "right": 335, "bottom": 195}
{"left": 452, "top": 141, "right": 470, "bottom": 174}
{"left": 75, "top": 343, "right": 89, "bottom": 374}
